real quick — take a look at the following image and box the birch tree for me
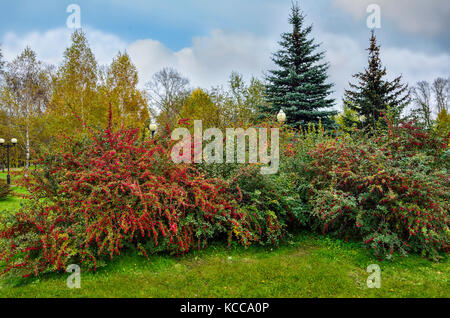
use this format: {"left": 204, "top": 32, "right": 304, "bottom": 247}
{"left": 145, "top": 67, "right": 190, "bottom": 131}
{"left": 411, "top": 81, "right": 433, "bottom": 129}
{"left": 1, "top": 47, "right": 50, "bottom": 172}
{"left": 48, "top": 30, "right": 100, "bottom": 137}
{"left": 432, "top": 77, "right": 449, "bottom": 113}
{"left": 104, "top": 51, "right": 149, "bottom": 128}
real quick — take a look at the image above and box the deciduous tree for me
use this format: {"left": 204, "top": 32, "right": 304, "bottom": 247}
{"left": 104, "top": 51, "right": 149, "bottom": 128}
{"left": 411, "top": 81, "right": 433, "bottom": 129}
{"left": 145, "top": 67, "right": 190, "bottom": 132}
{"left": 48, "top": 30, "right": 103, "bottom": 139}
{"left": 179, "top": 88, "right": 220, "bottom": 129}
{"left": 432, "top": 77, "right": 449, "bottom": 113}
{"left": 0, "top": 47, "right": 51, "bottom": 171}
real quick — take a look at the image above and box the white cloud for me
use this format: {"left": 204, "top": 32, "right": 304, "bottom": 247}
{"left": 1, "top": 27, "right": 127, "bottom": 67}
{"left": 1, "top": 27, "right": 275, "bottom": 90}
{"left": 382, "top": 48, "right": 450, "bottom": 83}
{"left": 320, "top": 31, "right": 450, "bottom": 109}
{"left": 332, "top": 0, "right": 450, "bottom": 35}
{"left": 128, "top": 29, "right": 276, "bottom": 89}
{"left": 319, "top": 32, "right": 367, "bottom": 107}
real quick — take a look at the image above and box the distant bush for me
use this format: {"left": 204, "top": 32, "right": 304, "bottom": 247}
{"left": 306, "top": 119, "right": 449, "bottom": 260}
{"left": 435, "top": 109, "right": 450, "bottom": 140}
{"left": 0, "top": 179, "right": 10, "bottom": 200}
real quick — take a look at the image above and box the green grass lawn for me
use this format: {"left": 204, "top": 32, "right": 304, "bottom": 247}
{"left": 0, "top": 234, "right": 448, "bottom": 298}
{"left": 0, "top": 170, "right": 448, "bottom": 298}
{"left": 0, "top": 170, "right": 28, "bottom": 213}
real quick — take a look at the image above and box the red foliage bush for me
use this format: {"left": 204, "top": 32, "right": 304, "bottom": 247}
{"left": 307, "top": 120, "right": 449, "bottom": 260}
{"left": 0, "top": 116, "right": 251, "bottom": 277}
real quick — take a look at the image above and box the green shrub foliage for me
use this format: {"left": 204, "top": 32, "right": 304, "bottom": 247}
{"left": 306, "top": 119, "right": 449, "bottom": 260}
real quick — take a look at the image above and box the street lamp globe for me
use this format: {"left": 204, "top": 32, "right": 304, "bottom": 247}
{"left": 277, "top": 109, "right": 286, "bottom": 124}
{"left": 11, "top": 138, "right": 17, "bottom": 145}
{"left": 0, "top": 138, "right": 5, "bottom": 144}
{"left": 149, "top": 123, "right": 157, "bottom": 133}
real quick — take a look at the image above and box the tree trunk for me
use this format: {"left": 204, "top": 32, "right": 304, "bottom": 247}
{"left": 25, "top": 125, "right": 30, "bottom": 176}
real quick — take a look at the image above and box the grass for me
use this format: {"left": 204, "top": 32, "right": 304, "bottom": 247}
{"left": 0, "top": 170, "right": 28, "bottom": 213}
{"left": 0, "top": 234, "right": 448, "bottom": 298}
{"left": 0, "top": 170, "right": 448, "bottom": 298}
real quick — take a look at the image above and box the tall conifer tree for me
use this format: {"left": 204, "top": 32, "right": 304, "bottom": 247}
{"left": 261, "top": 3, "right": 336, "bottom": 128}
{"left": 345, "top": 31, "right": 410, "bottom": 130}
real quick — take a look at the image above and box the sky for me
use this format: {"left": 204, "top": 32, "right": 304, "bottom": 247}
{"left": 1, "top": 0, "right": 449, "bottom": 110}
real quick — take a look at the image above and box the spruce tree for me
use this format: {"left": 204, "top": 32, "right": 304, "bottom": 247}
{"left": 261, "top": 3, "right": 336, "bottom": 128}
{"left": 344, "top": 31, "right": 410, "bottom": 131}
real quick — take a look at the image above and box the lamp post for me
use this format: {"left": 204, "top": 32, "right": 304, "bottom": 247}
{"left": 149, "top": 123, "right": 157, "bottom": 139}
{"left": 277, "top": 109, "right": 287, "bottom": 125}
{"left": 0, "top": 138, "right": 18, "bottom": 185}
{"left": 142, "top": 120, "right": 158, "bottom": 141}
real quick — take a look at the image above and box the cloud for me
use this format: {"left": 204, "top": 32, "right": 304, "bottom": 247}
{"left": 383, "top": 48, "right": 450, "bottom": 81}
{"left": 332, "top": 0, "right": 450, "bottom": 35}
{"left": 1, "top": 27, "right": 127, "bottom": 67}
{"left": 320, "top": 31, "right": 450, "bottom": 109}
{"left": 128, "top": 29, "right": 276, "bottom": 89}
{"left": 319, "top": 32, "right": 367, "bottom": 106}
{"left": 1, "top": 27, "right": 275, "bottom": 90}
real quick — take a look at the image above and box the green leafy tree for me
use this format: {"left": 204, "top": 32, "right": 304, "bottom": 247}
{"left": 178, "top": 88, "right": 221, "bottom": 129}
{"left": 333, "top": 102, "right": 359, "bottom": 134}
{"left": 345, "top": 31, "right": 410, "bottom": 131}
{"left": 229, "top": 72, "right": 267, "bottom": 126}
{"left": 48, "top": 30, "right": 103, "bottom": 139}
{"left": 104, "top": 51, "right": 149, "bottom": 128}
{"left": 211, "top": 72, "right": 268, "bottom": 128}
{"left": 1, "top": 47, "right": 51, "bottom": 171}
{"left": 435, "top": 109, "right": 450, "bottom": 138}
{"left": 261, "top": 3, "right": 336, "bottom": 128}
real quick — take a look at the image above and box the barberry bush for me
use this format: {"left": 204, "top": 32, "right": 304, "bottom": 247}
{"left": 0, "top": 115, "right": 258, "bottom": 277}
{"left": 197, "top": 121, "right": 319, "bottom": 247}
{"left": 306, "top": 119, "right": 449, "bottom": 260}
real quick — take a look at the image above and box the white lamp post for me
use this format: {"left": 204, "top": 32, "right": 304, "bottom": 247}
{"left": 277, "top": 109, "right": 287, "bottom": 124}
{"left": 149, "top": 123, "right": 157, "bottom": 138}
